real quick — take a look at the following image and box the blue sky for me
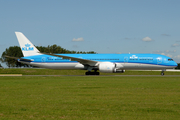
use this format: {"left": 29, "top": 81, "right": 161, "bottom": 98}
{"left": 1, "top": 0, "right": 180, "bottom": 67}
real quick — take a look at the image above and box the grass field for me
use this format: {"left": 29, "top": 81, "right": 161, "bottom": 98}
{"left": 0, "top": 76, "right": 180, "bottom": 120}
{"left": 0, "top": 68, "right": 180, "bottom": 75}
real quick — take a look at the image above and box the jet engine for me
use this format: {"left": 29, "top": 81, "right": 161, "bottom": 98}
{"left": 99, "top": 62, "right": 125, "bottom": 73}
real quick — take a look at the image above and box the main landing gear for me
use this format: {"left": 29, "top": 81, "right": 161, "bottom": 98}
{"left": 85, "top": 70, "right": 100, "bottom": 75}
{"left": 85, "top": 67, "right": 100, "bottom": 75}
{"left": 85, "top": 71, "right": 100, "bottom": 75}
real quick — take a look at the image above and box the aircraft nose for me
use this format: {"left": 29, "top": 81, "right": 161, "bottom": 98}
{"left": 174, "top": 62, "right": 178, "bottom": 67}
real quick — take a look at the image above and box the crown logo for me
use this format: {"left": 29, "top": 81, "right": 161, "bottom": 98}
{"left": 130, "top": 55, "right": 138, "bottom": 59}
{"left": 25, "top": 43, "right": 31, "bottom": 47}
{"left": 22, "top": 43, "right": 34, "bottom": 51}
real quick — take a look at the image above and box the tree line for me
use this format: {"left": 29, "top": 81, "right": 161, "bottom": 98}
{"left": 1, "top": 45, "right": 180, "bottom": 69}
{"left": 1, "top": 44, "right": 96, "bottom": 68}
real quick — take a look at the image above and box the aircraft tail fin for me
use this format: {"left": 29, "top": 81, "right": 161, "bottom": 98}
{"left": 15, "top": 32, "right": 41, "bottom": 57}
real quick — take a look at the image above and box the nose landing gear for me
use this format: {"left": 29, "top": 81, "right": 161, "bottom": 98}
{"left": 161, "top": 72, "right": 164, "bottom": 76}
{"left": 161, "top": 69, "right": 166, "bottom": 76}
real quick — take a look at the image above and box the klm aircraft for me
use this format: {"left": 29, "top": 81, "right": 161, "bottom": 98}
{"left": 7, "top": 32, "right": 177, "bottom": 75}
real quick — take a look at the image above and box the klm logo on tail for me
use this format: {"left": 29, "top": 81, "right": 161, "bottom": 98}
{"left": 22, "top": 43, "right": 34, "bottom": 51}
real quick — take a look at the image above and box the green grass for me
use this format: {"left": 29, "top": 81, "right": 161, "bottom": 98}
{"left": 0, "top": 68, "right": 180, "bottom": 75}
{"left": 0, "top": 76, "right": 180, "bottom": 119}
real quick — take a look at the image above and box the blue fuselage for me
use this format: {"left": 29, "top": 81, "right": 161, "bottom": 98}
{"left": 20, "top": 54, "right": 177, "bottom": 70}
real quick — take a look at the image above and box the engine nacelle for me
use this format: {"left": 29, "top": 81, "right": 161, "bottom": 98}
{"left": 99, "top": 62, "right": 115, "bottom": 73}
{"left": 99, "top": 62, "right": 125, "bottom": 73}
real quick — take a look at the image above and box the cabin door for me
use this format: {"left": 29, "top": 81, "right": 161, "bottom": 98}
{"left": 157, "top": 57, "right": 162, "bottom": 64}
{"left": 42, "top": 57, "right": 46, "bottom": 62}
{"left": 124, "top": 57, "right": 128, "bottom": 63}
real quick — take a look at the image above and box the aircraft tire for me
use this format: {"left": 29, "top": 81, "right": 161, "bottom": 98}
{"left": 95, "top": 72, "right": 100, "bottom": 75}
{"left": 161, "top": 72, "right": 164, "bottom": 76}
{"left": 85, "top": 72, "right": 90, "bottom": 75}
{"left": 85, "top": 72, "right": 100, "bottom": 75}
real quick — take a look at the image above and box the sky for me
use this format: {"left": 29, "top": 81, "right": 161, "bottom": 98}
{"left": 0, "top": 0, "right": 180, "bottom": 67}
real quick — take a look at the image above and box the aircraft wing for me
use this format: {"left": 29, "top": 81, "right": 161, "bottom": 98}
{"left": 5, "top": 56, "right": 33, "bottom": 62}
{"left": 40, "top": 53, "right": 98, "bottom": 66}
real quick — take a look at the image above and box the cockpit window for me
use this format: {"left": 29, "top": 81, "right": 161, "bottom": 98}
{"left": 168, "top": 59, "right": 174, "bottom": 61}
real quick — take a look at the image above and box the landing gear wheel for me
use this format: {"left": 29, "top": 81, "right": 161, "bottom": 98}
{"left": 85, "top": 72, "right": 90, "bottom": 75}
{"left": 85, "top": 72, "right": 100, "bottom": 75}
{"left": 161, "top": 72, "right": 164, "bottom": 76}
{"left": 94, "top": 72, "right": 100, "bottom": 75}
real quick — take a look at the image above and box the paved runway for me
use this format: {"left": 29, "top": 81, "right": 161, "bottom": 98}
{"left": 23, "top": 75, "right": 180, "bottom": 77}
{"left": 0, "top": 74, "right": 180, "bottom": 77}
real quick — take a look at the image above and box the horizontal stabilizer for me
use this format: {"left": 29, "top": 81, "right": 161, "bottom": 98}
{"left": 5, "top": 56, "right": 33, "bottom": 62}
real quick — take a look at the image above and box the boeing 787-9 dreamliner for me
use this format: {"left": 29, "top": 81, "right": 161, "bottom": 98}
{"left": 6, "top": 32, "right": 177, "bottom": 75}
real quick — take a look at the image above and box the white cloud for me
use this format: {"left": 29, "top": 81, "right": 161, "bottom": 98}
{"left": 153, "top": 50, "right": 176, "bottom": 54}
{"left": 165, "top": 50, "right": 170, "bottom": 53}
{"left": 116, "top": 52, "right": 121, "bottom": 54}
{"left": 153, "top": 50, "right": 162, "bottom": 53}
{"left": 166, "top": 54, "right": 173, "bottom": 58}
{"left": 165, "top": 50, "right": 176, "bottom": 53}
{"left": 125, "top": 37, "right": 131, "bottom": 40}
{"left": 173, "top": 50, "right": 177, "bottom": 53}
{"left": 161, "top": 53, "right": 173, "bottom": 58}
{"left": 174, "top": 55, "right": 180, "bottom": 59}
{"left": 161, "top": 34, "right": 170, "bottom": 36}
{"left": 172, "top": 43, "right": 179, "bottom": 47}
{"left": 142, "top": 37, "right": 152, "bottom": 42}
{"left": 72, "top": 37, "right": 84, "bottom": 42}
{"left": 72, "top": 45, "right": 78, "bottom": 48}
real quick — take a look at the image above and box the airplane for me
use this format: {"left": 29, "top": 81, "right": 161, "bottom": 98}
{"left": 6, "top": 32, "right": 178, "bottom": 76}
